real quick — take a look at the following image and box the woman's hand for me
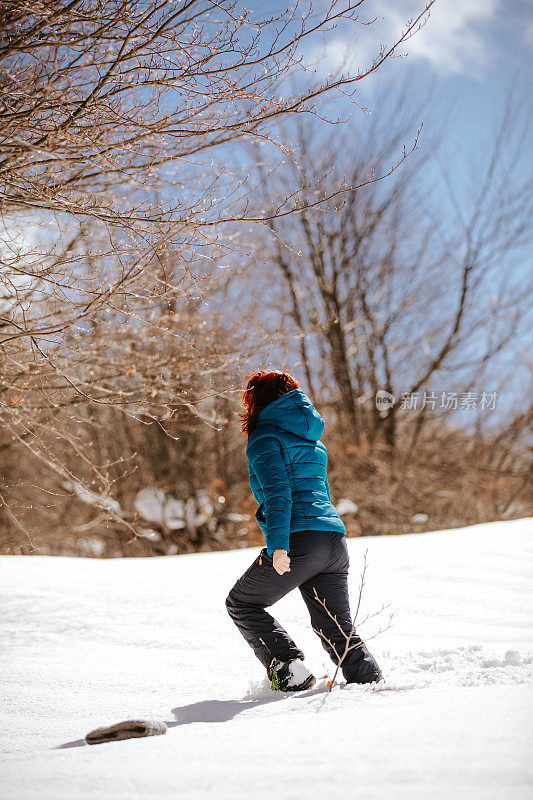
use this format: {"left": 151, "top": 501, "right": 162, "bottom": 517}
{"left": 273, "top": 550, "right": 291, "bottom": 575}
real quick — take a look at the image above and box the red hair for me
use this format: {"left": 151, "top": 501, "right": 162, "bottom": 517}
{"left": 238, "top": 370, "right": 300, "bottom": 439}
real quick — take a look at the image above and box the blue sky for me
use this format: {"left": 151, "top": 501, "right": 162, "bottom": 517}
{"left": 236, "top": 0, "right": 532, "bottom": 422}
{"left": 252, "top": 0, "right": 532, "bottom": 179}
{"left": 338, "top": 0, "right": 533, "bottom": 170}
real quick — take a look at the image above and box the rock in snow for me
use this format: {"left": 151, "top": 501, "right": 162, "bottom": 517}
{"left": 0, "top": 517, "right": 531, "bottom": 800}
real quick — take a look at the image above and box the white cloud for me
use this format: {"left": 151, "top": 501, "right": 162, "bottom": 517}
{"left": 386, "top": 0, "right": 499, "bottom": 74}
{"left": 523, "top": 18, "right": 533, "bottom": 51}
{"left": 315, "top": 0, "right": 501, "bottom": 77}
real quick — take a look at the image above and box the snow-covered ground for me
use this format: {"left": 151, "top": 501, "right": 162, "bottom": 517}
{"left": 1, "top": 518, "right": 532, "bottom": 800}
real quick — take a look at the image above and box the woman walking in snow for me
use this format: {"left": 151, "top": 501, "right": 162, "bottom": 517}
{"left": 226, "top": 370, "right": 382, "bottom": 691}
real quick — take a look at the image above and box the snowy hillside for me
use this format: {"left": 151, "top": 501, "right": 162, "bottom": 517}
{"left": 1, "top": 518, "right": 531, "bottom": 800}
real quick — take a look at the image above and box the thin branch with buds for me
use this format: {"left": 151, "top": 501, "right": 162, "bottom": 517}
{"left": 311, "top": 549, "right": 393, "bottom": 693}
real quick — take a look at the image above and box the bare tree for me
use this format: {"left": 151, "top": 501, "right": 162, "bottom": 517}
{"left": 312, "top": 550, "right": 392, "bottom": 694}
{"left": 250, "top": 86, "right": 532, "bottom": 454}
{"left": 0, "top": 1, "right": 436, "bottom": 550}
{"left": 229, "top": 81, "right": 532, "bottom": 532}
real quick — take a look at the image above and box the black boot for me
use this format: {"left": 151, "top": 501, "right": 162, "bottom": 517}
{"left": 267, "top": 658, "right": 316, "bottom": 692}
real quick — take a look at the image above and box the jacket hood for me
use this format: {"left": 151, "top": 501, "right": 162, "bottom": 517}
{"left": 253, "top": 388, "right": 324, "bottom": 442}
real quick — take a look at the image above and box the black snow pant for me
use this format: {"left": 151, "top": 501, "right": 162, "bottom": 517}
{"left": 225, "top": 530, "right": 382, "bottom": 684}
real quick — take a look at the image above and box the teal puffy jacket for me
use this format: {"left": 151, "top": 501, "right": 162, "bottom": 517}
{"left": 246, "top": 388, "right": 346, "bottom": 555}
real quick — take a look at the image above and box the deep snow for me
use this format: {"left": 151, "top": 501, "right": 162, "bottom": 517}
{"left": 1, "top": 518, "right": 532, "bottom": 800}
